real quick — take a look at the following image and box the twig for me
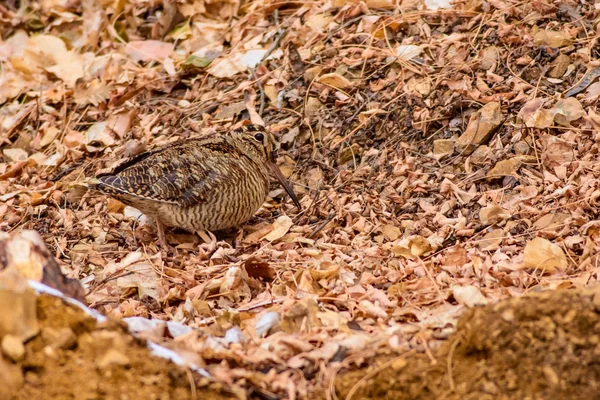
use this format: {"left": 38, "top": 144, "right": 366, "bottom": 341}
{"left": 447, "top": 336, "right": 462, "bottom": 391}
{"left": 250, "top": 68, "right": 266, "bottom": 117}
{"left": 308, "top": 212, "right": 336, "bottom": 239}
{"left": 261, "top": 9, "right": 288, "bottom": 62}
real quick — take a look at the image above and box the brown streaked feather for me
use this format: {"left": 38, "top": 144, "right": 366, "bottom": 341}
{"left": 94, "top": 137, "right": 249, "bottom": 207}
{"left": 89, "top": 124, "right": 301, "bottom": 242}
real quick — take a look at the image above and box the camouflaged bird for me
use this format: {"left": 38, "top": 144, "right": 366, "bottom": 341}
{"left": 89, "top": 124, "right": 301, "bottom": 247}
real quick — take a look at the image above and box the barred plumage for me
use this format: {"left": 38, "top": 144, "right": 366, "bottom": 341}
{"left": 89, "top": 124, "right": 300, "bottom": 247}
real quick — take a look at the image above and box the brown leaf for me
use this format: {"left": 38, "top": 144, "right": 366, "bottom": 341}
{"left": 125, "top": 40, "right": 175, "bottom": 62}
{"left": 523, "top": 237, "right": 567, "bottom": 273}
{"left": 244, "top": 258, "right": 275, "bottom": 281}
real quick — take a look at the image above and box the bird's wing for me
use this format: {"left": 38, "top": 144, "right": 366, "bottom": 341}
{"left": 95, "top": 139, "right": 248, "bottom": 207}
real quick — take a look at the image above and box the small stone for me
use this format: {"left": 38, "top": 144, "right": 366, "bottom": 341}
{"left": 0, "top": 270, "right": 39, "bottom": 342}
{"left": 124, "top": 139, "right": 146, "bottom": 158}
{"left": 0, "top": 356, "right": 24, "bottom": 398}
{"left": 514, "top": 140, "right": 530, "bottom": 155}
{"left": 469, "top": 145, "right": 489, "bottom": 164}
{"left": 41, "top": 327, "right": 78, "bottom": 350}
{"left": 533, "top": 30, "right": 573, "bottom": 48}
{"left": 391, "top": 357, "right": 408, "bottom": 371}
{"left": 501, "top": 309, "right": 515, "bottom": 322}
{"left": 481, "top": 381, "right": 499, "bottom": 395}
{"left": 255, "top": 311, "right": 281, "bottom": 337}
{"left": 543, "top": 366, "right": 560, "bottom": 387}
{"left": 1, "top": 335, "right": 25, "bottom": 362}
{"left": 456, "top": 102, "right": 505, "bottom": 155}
{"left": 96, "top": 349, "right": 131, "bottom": 369}
{"left": 433, "top": 139, "right": 455, "bottom": 157}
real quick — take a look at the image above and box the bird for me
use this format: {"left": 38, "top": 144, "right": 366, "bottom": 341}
{"left": 88, "top": 124, "right": 301, "bottom": 248}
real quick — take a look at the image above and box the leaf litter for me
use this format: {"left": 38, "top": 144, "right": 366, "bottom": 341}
{"left": 2, "top": 0, "right": 600, "bottom": 398}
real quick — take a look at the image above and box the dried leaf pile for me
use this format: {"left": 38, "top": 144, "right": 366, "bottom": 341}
{"left": 2, "top": 0, "right": 600, "bottom": 397}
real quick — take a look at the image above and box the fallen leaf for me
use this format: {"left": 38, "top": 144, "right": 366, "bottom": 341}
{"left": 317, "top": 73, "right": 353, "bottom": 89}
{"left": 452, "top": 285, "right": 487, "bottom": 307}
{"left": 395, "top": 45, "right": 422, "bottom": 61}
{"left": 523, "top": 237, "right": 568, "bottom": 273}
{"left": 125, "top": 40, "right": 174, "bottom": 62}
{"left": 262, "top": 215, "right": 293, "bottom": 241}
{"left": 381, "top": 224, "right": 401, "bottom": 241}
{"left": 551, "top": 97, "right": 585, "bottom": 126}
{"left": 391, "top": 235, "right": 433, "bottom": 259}
{"left": 478, "top": 229, "right": 503, "bottom": 251}
{"left": 518, "top": 98, "right": 554, "bottom": 128}
{"left": 244, "top": 258, "right": 275, "bottom": 281}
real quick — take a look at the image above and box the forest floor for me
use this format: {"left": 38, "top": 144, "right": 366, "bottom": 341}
{"left": 2, "top": 0, "right": 600, "bottom": 398}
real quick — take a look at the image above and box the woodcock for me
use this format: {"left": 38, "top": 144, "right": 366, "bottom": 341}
{"left": 89, "top": 124, "right": 301, "bottom": 247}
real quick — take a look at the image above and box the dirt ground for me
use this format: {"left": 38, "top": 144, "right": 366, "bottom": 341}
{"left": 4, "top": 294, "right": 234, "bottom": 400}
{"left": 333, "top": 287, "right": 600, "bottom": 400}
{"left": 7, "top": 285, "right": 600, "bottom": 399}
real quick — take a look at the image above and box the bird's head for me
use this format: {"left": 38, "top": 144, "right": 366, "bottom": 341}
{"left": 230, "top": 124, "right": 301, "bottom": 208}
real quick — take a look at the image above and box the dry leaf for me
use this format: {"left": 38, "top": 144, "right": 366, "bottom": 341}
{"left": 125, "top": 40, "right": 174, "bottom": 62}
{"left": 395, "top": 45, "right": 422, "bottom": 61}
{"left": 551, "top": 98, "right": 585, "bottom": 126}
{"left": 518, "top": 98, "right": 554, "bottom": 128}
{"left": 262, "top": 215, "right": 293, "bottom": 241}
{"left": 452, "top": 285, "right": 487, "bottom": 307}
{"left": 381, "top": 224, "right": 401, "bottom": 241}
{"left": 478, "top": 229, "right": 503, "bottom": 251}
{"left": 317, "top": 73, "right": 353, "bottom": 89}
{"left": 391, "top": 235, "right": 433, "bottom": 259}
{"left": 523, "top": 237, "right": 568, "bottom": 273}
{"left": 244, "top": 258, "right": 275, "bottom": 281}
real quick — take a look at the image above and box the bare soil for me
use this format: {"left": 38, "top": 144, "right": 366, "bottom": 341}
{"left": 8, "top": 294, "right": 233, "bottom": 400}
{"left": 8, "top": 287, "right": 600, "bottom": 399}
{"left": 333, "top": 287, "right": 600, "bottom": 400}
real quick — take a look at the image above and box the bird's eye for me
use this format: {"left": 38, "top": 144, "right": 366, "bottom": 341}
{"left": 254, "top": 133, "right": 264, "bottom": 142}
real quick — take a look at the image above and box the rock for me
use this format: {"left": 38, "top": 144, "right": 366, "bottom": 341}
{"left": 533, "top": 30, "right": 573, "bottom": 48}
{"left": 255, "top": 311, "right": 280, "bottom": 337}
{"left": 97, "top": 349, "right": 131, "bottom": 369}
{"left": 1, "top": 335, "right": 25, "bottom": 362}
{"left": 41, "top": 327, "right": 78, "bottom": 350}
{"left": 0, "top": 355, "right": 24, "bottom": 398}
{"left": 0, "top": 230, "right": 85, "bottom": 302}
{"left": 469, "top": 145, "right": 489, "bottom": 164}
{"left": 456, "top": 102, "right": 504, "bottom": 155}
{"left": 514, "top": 140, "right": 530, "bottom": 155}
{"left": 433, "top": 139, "right": 455, "bottom": 157}
{"left": 487, "top": 158, "right": 521, "bottom": 180}
{"left": 0, "top": 269, "right": 39, "bottom": 341}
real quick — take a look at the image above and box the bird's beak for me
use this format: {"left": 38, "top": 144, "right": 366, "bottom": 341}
{"left": 267, "top": 161, "right": 301, "bottom": 208}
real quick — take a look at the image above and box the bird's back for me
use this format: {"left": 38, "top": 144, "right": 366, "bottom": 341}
{"left": 91, "top": 136, "right": 271, "bottom": 231}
